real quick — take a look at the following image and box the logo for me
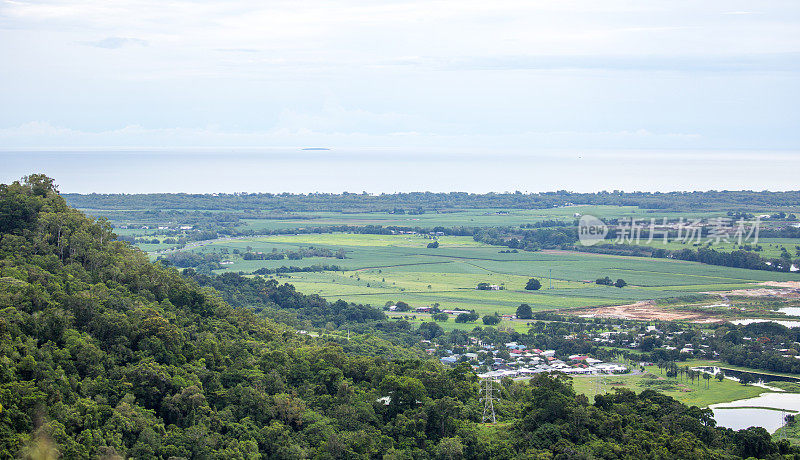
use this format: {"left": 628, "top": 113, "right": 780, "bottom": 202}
{"left": 578, "top": 215, "right": 608, "bottom": 246}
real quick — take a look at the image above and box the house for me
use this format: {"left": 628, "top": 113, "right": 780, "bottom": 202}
{"left": 562, "top": 367, "right": 594, "bottom": 375}
{"left": 594, "top": 363, "right": 627, "bottom": 374}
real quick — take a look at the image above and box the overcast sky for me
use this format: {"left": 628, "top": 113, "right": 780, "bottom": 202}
{"left": 1, "top": 0, "right": 797, "bottom": 154}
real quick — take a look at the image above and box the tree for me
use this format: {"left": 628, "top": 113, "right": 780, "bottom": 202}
{"left": 419, "top": 322, "right": 444, "bottom": 340}
{"left": 395, "top": 301, "right": 410, "bottom": 312}
{"left": 432, "top": 312, "right": 449, "bottom": 322}
{"left": 455, "top": 312, "right": 479, "bottom": 323}
{"left": 614, "top": 278, "right": 627, "bottom": 288}
{"left": 435, "top": 437, "right": 464, "bottom": 460}
{"left": 482, "top": 314, "right": 500, "bottom": 326}
{"left": 525, "top": 278, "right": 541, "bottom": 291}
{"left": 427, "top": 241, "right": 439, "bottom": 248}
{"left": 596, "top": 276, "right": 613, "bottom": 286}
{"left": 516, "top": 303, "right": 533, "bottom": 319}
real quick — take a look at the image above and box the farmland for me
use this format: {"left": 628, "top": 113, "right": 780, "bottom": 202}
{"left": 165, "top": 232, "right": 798, "bottom": 323}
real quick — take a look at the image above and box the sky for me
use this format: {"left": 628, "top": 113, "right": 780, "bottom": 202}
{"left": 1, "top": 0, "right": 799, "bottom": 192}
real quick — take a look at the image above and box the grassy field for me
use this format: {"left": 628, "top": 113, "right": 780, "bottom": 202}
{"left": 385, "top": 313, "right": 534, "bottom": 333}
{"left": 158, "top": 232, "right": 800, "bottom": 324}
{"left": 570, "top": 363, "right": 768, "bottom": 407}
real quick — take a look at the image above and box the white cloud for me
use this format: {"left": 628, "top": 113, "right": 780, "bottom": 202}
{"left": 0, "top": 0, "right": 798, "bottom": 150}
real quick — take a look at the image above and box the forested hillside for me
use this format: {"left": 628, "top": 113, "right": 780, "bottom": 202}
{"left": 1, "top": 175, "right": 796, "bottom": 459}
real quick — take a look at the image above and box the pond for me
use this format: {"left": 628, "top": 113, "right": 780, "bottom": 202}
{"left": 713, "top": 367, "right": 800, "bottom": 384}
{"left": 729, "top": 307, "right": 800, "bottom": 326}
{"left": 711, "top": 392, "right": 800, "bottom": 433}
{"left": 779, "top": 307, "right": 800, "bottom": 317}
{"left": 712, "top": 407, "right": 788, "bottom": 433}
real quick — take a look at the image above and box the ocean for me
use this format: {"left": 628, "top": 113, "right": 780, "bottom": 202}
{"left": 2, "top": 149, "right": 798, "bottom": 194}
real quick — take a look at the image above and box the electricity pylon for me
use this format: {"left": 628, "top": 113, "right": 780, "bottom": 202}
{"left": 594, "top": 373, "right": 604, "bottom": 397}
{"left": 480, "top": 378, "right": 499, "bottom": 424}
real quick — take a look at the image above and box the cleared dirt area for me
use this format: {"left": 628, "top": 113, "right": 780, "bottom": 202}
{"left": 569, "top": 300, "right": 722, "bottom": 323}
{"left": 762, "top": 281, "right": 800, "bottom": 289}
{"left": 703, "top": 282, "right": 800, "bottom": 299}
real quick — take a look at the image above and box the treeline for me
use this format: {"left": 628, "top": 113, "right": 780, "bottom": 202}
{"left": 160, "top": 250, "right": 224, "bottom": 269}
{"left": 65, "top": 189, "right": 800, "bottom": 212}
{"left": 473, "top": 226, "right": 578, "bottom": 251}
{"left": 664, "top": 247, "right": 797, "bottom": 272}
{"left": 252, "top": 264, "right": 342, "bottom": 275}
{"left": 187, "top": 271, "right": 385, "bottom": 328}
{"left": 576, "top": 243, "right": 800, "bottom": 273}
{"left": 241, "top": 247, "right": 346, "bottom": 260}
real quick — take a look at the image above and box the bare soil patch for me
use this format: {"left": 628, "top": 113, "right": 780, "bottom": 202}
{"left": 703, "top": 283, "right": 800, "bottom": 299}
{"left": 568, "top": 300, "right": 722, "bottom": 323}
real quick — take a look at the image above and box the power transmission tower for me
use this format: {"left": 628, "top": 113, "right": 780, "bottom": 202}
{"left": 594, "top": 373, "right": 604, "bottom": 397}
{"left": 779, "top": 410, "right": 787, "bottom": 439}
{"left": 480, "top": 378, "right": 499, "bottom": 424}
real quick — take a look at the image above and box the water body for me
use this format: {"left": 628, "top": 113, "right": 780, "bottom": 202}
{"left": 3, "top": 149, "right": 800, "bottom": 194}
{"left": 729, "top": 319, "right": 800, "bottom": 328}
{"left": 728, "top": 308, "right": 800, "bottom": 327}
{"left": 712, "top": 407, "right": 789, "bottom": 433}
{"left": 779, "top": 307, "right": 800, "bottom": 317}
{"left": 711, "top": 393, "right": 800, "bottom": 433}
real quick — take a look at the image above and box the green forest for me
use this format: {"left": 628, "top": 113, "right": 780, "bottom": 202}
{"left": 2, "top": 175, "right": 798, "bottom": 459}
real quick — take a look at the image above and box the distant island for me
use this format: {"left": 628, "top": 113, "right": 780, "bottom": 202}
{"left": 301, "top": 147, "right": 331, "bottom": 150}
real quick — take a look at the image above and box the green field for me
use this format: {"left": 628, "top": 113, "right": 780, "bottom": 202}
{"left": 570, "top": 363, "right": 768, "bottom": 408}
{"left": 164, "top": 232, "right": 800, "bottom": 320}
